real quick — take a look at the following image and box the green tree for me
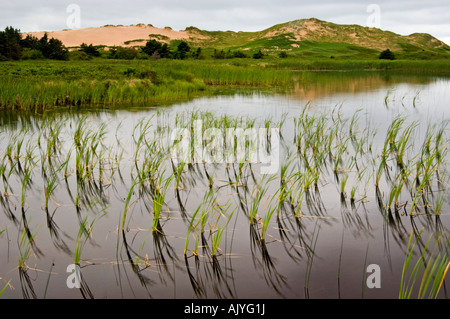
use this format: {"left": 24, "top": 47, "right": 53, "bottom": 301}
{"left": 379, "top": 49, "right": 395, "bottom": 60}
{"left": 0, "top": 27, "right": 23, "bottom": 60}
{"left": 108, "top": 46, "right": 138, "bottom": 60}
{"left": 142, "top": 39, "right": 171, "bottom": 58}
{"left": 213, "top": 49, "right": 225, "bottom": 59}
{"left": 36, "top": 33, "right": 68, "bottom": 60}
{"left": 158, "top": 43, "right": 172, "bottom": 58}
{"left": 192, "top": 47, "right": 202, "bottom": 59}
{"left": 47, "top": 38, "right": 69, "bottom": 60}
{"left": 79, "top": 43, "right": 100, "bottom": 57}
{"left": 21, "top": 34, "right": 40, "bottom": 50}
{"left": 38, "top": 33, "right": 50, "bottom": 57}
{"left": 233, "top": 50, "right": 249, "bottom": 58}
{"left": 174, "top": 41, "right": 190, "bottom": 60}
{"left": 253, "top": 50, "right": 264, "bottom": 59}
{"left": 142, "top": 39, "right": 162, "bottom": 56}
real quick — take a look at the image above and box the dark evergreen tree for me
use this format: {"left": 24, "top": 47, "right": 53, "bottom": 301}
{"left": 174, "top": 41, "right": 190, "bottom": 60}
{"left": 20, "top": 34, "right": 40, "bottom": 50}
{"left": 38, "top": 33, "right": 50, "bottom": 57}
{"left": 142, "top": 39, "right": 162, "bottom": 56}
{"left": 252, "top": 50, "right": 264, "bottom": 59}
{"left": 192, "top": 47, "right": 202, "bottom": 59}
{"left": 158, "top": 43, "right": 172, "bottom": 58}
{"left": 47, "top": 38, "right": 69, "bottom": 60}
{"left": 79, "top": 43, "right": 100, "bottom": 57}
{"left": 379, "top": 49, "right": 395, "bottom": 60}
{"left": 0, "top": 27, "right": 22, "bottom": 60}
{"left": 213, "top": 49, "right": 225, "bottom": 59}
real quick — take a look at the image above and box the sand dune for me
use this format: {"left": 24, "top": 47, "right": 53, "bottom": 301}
{"left": 24, "top": 24, "right": 206, "bottom": 47}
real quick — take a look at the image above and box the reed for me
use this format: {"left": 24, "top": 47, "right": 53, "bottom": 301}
{"left": 210, "top": 204, "right": 235, "bottom": 257}
{"left": 151, "top": 172, "right": 174, "bottom": 232}
{"left": 18, "top": 227, "right": 35, "bottom": 270}
{"left": 74, "top": 216, "right": 95, "bottom": 265}
{"left": 399, "top": 230, "right": 450, "bottom": 299}
{"left": 260, "top": 201, "right": 277, "bottom": 242}
{"left": 44, "top": 174, "right": 59, "bottom": 210}
{"left": 248, "top": 176, "right": 272, "bottom": 224}
{"left": 0, "top": 59, "right": 300, "bottom": 111}
{"left": 0, "top": 280, "right": 11, "bottom": 297}
{"left": 121, "top": 178, "right": 141, "bottom": 232}
{"left": 20, "top": 165, "right": 33, "bottom": 209}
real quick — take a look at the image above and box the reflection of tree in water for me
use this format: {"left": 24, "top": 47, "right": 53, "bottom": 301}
{"left": 290, "top": 71, "right": 435, "bottom": 102}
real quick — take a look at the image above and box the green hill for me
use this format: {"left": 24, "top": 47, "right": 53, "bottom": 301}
{"left": 187, "top": 18, "right": 450, "bottom": 60}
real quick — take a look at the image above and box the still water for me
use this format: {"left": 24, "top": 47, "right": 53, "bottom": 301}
{"left": 0, "top": 71, "right": 450, "bottom": 299}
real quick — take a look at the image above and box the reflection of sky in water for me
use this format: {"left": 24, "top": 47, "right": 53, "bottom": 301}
{"left": 125, "top": 74, "right": 450, "bottom": 127}
{"left": 99, "top": 74, "right": 450, "bottom": 298}
{"left": 1, "top": 72, "right": 450, "bottom": 299}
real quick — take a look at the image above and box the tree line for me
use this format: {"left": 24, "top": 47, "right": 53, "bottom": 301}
{"left": 0, "top": 27, "right": 68, "bottom": 61}
{"left": 0, "top": 26, "right": 270, "bottom": 62}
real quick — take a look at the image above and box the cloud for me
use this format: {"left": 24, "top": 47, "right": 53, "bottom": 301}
{"left": 0, "top": 0, "right": 448, "bottom": 44}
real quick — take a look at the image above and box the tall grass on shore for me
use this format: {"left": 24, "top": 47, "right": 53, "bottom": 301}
{"left": 0, "top": 59, "right": 297, "bottom": 111}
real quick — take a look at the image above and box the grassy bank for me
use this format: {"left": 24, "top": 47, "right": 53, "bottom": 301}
{"left": 0, "top": 57, "right": 449, "bottom": 111}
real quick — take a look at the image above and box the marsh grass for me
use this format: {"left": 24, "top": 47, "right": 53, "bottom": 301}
{"left": 399, "top": 230, "right": 450, "bottom": 299}
{"left": 151, "top": 172, "right": 174, "bottom": 232}
{"left": 0, "top": 280, "right": 11, "bottom": 297}
{"left": 0, "top": 60, "right": 299, "bottom": 111}
{"left": 0, "top": 97, "right": 449, "bottom": 298}
{"left": 17, "top": 226, "right": 37, "bottom": 271}
{"left": 74, "top": 216, "right": 95, "bottom": 265}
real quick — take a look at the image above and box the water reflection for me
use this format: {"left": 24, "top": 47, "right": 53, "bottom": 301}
{"left": 289, "top": 71, "right": 439, "bottom": 102}
{"left": 0, "top": 71, "right": 450, "bottom": 299}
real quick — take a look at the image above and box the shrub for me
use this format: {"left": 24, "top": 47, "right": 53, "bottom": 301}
{"left": 253, "top": 50, "right": 264, "bottom": 59}
{"left": 69, "top": 50, "right": 91, "bottom": 61}
{"left": 232, "top": 50, "right": 249, "bottom": 58}
{"left": 79, "top": 43, "right": 100, "bottom": 57}
{"left": 192, "top": 47, "right": 203, "bottom": 59}
{"left": 379, "top": 49, "right": 395, "bottom": 60}
{"left": 213, "top": 49, "right": 225, "bottom": 59}
{"left": 108, "top": 46, "right": 138, "bottom": 60}
{"left": 21, "top": 48, "right": 45, "bottom": 60}
{"left": 173, "top": 41, "right": 190, "bottom": 60}
{"left": 142, "top": 39, "right": 172, "bottom": 59}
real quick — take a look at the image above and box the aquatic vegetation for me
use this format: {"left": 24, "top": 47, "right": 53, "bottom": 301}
{"left": 74, "top": 216, "right": 95, "bottom": 265}
{"left": 0, "top": 79, "right": 449, "bottom": 299}
{"left": 399, "top": 230, "right": 450, "bottom": 299}
{"left": 151, "top": 172, "right": 173, "bottom": 232}
{"left": 0, "top": 280, "right": 11, "bottom": 297}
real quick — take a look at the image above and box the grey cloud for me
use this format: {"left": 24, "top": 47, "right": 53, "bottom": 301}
{"left": 0, "top": 0, "right": 448, "bottom": 44}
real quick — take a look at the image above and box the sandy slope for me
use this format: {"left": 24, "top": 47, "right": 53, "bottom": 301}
{"left": 24, "top": 24, "right": 206, "bottom": 47}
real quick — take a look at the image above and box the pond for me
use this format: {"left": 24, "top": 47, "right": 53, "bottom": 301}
{"left": 1, "top": 70, "right": 450, "bottom": 299}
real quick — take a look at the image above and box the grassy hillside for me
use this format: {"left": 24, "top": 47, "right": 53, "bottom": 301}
{"left": 191, "top": 18, "right": 450, "bottom": 60}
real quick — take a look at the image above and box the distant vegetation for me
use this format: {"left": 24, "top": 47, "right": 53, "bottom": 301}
{"left": 0, "top": 27, "right": 68, "bottom": 61}
{"left": 2, "top": 18, "right": 450, "bottom": 63}
{"left": 0, "top": 20, "right": 450, "bottom": 111}
{"left": 379, "top": 49, "right": 396, "bottom": 60}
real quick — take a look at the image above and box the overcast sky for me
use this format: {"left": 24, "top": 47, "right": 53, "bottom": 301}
{"left": 1, "top": 0, "right": 449, "bottom": 44}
